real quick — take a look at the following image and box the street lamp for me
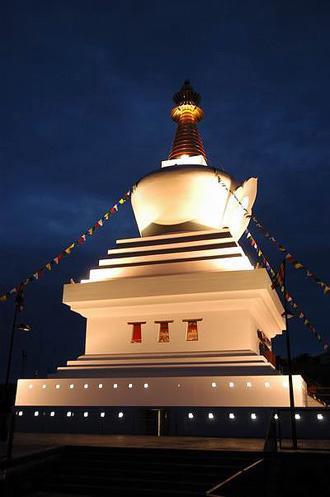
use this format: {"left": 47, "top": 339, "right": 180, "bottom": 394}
{"left": 2, "top": 288, "right": 32, "bottom": 460}
{"left": 17, "top": 323, "right": 32, "bottom": 333}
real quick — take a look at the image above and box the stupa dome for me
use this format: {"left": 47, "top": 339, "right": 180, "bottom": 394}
{"left": 131, "top": 82, "right": 257, "bottom": 240}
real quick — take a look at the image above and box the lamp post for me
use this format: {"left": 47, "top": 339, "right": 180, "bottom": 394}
{"left": 4, "top": 292, "right": 23, "bottom": 394}
{"left": 2, "top": 289, "right": 32, "bottom": 461}
{"left": 282, "top": 259, "right": 298, "bottom": 450}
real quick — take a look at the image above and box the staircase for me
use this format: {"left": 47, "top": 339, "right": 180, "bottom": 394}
{"left": 38, "top": 446, "right": 260, "bottom": 496}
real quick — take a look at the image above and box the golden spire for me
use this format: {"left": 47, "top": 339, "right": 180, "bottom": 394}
{"left": 168, "top": 81, "right": 206, "bottom": 161}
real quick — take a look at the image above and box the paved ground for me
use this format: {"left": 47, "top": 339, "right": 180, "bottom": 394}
{"left": 1, "top": 433, "right": 329, "bottom": 462}
{"left": 13, "top": 432, "right": 266, "bottom": 452}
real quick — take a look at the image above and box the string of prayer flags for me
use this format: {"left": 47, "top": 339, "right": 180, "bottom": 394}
{"left": 0, "top": 190, "right": 131, "bottom": 304}
{"left": 271, "top": 261, "right": 285, "bottom": 290}
{"left": 245, "top": 230, "right": 329, "bottom": 351}
{"left": 216, "top": 172, "right": 330, "bottom": 297}
{"left": 251, "top": 215, "right": 330, "bottom": 295}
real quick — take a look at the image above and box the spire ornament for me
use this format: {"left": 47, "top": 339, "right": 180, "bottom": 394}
{"left": 169, "top": 81, "right": 206, "bottom": 160}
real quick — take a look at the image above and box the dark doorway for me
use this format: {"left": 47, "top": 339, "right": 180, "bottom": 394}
{"left": 144, "top": 409, "right": 169, "bottom": 436}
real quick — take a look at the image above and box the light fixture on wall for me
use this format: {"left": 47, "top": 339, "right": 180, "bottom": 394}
{"left": 17, "top": 323, "right": 32, "bottom": 333}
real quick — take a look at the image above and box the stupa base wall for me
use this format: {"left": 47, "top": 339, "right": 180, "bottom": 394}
{"left": 14, "top": 406, "right": 328, "bottom": 440}
{"left": 15, "top": 374, "right": 307, "bottom": 408}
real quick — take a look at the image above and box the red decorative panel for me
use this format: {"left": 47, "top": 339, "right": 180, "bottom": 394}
{"left": 128, "top": 322, "right": 146, "bottom": 343}
{"left": 155, "top": 320, "right": 173, "bottom": 343}
{"left": 183, "top": 319, "right": 203, "bottom": 341}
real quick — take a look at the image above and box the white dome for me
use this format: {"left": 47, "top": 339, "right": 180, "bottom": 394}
{"left": 131, "top": 164, "right": 257, "bottom": 240}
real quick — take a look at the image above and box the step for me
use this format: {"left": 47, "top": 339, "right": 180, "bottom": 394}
{"left": 45, "top": 482, "right": 205, "bottom": 496}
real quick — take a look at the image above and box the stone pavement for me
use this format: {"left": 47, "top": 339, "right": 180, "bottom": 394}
{"left": 1, "top": 433, "right": 330, "bottom": 462}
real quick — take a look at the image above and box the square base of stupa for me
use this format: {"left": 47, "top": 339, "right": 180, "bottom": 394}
{"left": 15, "top": 229, "right": 323, "bottom": 437}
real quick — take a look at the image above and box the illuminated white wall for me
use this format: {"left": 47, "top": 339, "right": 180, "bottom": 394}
{"left": 15, "top": 375, "right": 307, "bottom": 408}
{"left": 84, "top": 309, "right": 258, "bottom": 356}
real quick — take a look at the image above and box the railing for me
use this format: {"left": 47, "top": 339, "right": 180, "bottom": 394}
{"left": 274, "top": 407, "right": 330, "bottom": 451}
{"left": 205, "top": 410, "right": 279, "bottom": 496}
{"left": 206, "top": 458, "right": 264, "bottom": 497}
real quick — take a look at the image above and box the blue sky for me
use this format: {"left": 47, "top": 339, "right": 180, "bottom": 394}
{"left": 1, "top": 0, "right": 330, "bottom": 379}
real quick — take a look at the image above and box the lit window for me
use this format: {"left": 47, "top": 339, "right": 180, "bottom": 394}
{"left": 274, "top": 414, "right": 279, "bottom": 420}
{"left": 295, "top": 413, "right": 301, "bottom": 420}
{"left": 229, "top": 382, "right": 235, "bottom": 388}
{"left": 229, "top": 413, "right": 235, "bottom": 419}
{"left": 183, "top": 318, "right": 202, "bottom": 341}
{"left": 67, "top": 411, "right": 72, "bottom": 417}
{"left": 128, "top": 321, "right": 146, "bottom": 343}
{"left": 56, "top": 384, "right": 60, "bottom": 389}
{"left": 144, "top": 383, "right": 149, "bottom": 389}
{"left": 118, "top": 411, "right": 124, "bottom": 418}
{"left": 42, "top": 384, "right": 47, "bottom": 389}
{"left": 84, "top": 384, "right": 89, "bottom": 389}
{"left": 100, "top": 412, "right": 105, "bottom": 418}
{"left": 211, "top": 382, "right": 217, "bottom": 388}
{"left": 69, "top": 384, "right": 74, "bottom": 389}
{"left": 83, "top": 412, "right": 88, "bottom": 418}
{"left": 98, "top": 384, "right": 103, "bottom": 389}
{"left": 188, "top": 412, "right": 194, "bottom": 419}
{"left": 246, "top": 382, "right": 252, "bottom": 388}
{"left": 265, "top": 382, "right": 270, "bottom": 388}
{"left": 50, "top": 411, "right": 55, "bottom": 417}
{"left": 18, "top": 411, "right": 23, "bottom": 416}
{"left": 282, "top": 381, "right": 288, "bottom": 388}
{"left": 317, "top": 414, "right": 324, "bottom": 421}
{"left": 251, "top": 413, "right": 257, "bottom": 420}
{"left": 28, "top": 384, "right": 33, "bottom": 389}
{"left": 34, "top": 411, "right": 39, "bottom": 417}
{"left": 128, "top": 383, "right": 133, "bottom": 389}
{"left": 208, "top": 412, "right": 214, "bottom": 420}
{"left": 113, "top": 383, "right": 118, "bottom": 389}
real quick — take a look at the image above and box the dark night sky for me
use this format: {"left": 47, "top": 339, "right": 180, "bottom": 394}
{"left": 1, "top": 0, "right": 330, "bottom": 381}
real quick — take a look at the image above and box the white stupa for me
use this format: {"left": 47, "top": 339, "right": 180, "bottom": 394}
{"left": 15, "top": 82, "right": 320, "bottom": 437}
